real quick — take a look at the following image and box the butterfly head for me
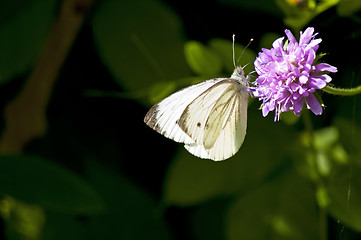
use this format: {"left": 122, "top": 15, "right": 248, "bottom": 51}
{"left": 231, "top": 66, "right": 248, "bottom": 82}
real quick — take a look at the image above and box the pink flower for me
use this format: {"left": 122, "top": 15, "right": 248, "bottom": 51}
{"left": 251, "top": 27, "right": 337, "bottom": 121}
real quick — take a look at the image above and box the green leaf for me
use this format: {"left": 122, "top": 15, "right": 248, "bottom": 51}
{"left": 0, "top": 0, "right": 57, "bottom": 84}
{"left": 85, "top": 161, "right": 170, "bottom": 240}
{"left": 337, "top": 0, "right": 361, "bottom": 16}
{"left": 312, "top": 126, "right": 339, "bottom": 151}
{"left": 163, "top": 111, "right": 296, "bottom": 206}
{"left": 0, "top": 155, "right": 103, "bottom": 215}
{"left": 226, "top": 170, "right": 318, "bottom": 240}
{"left": 92, "top": 0, "right": 190, "bottom": 93}
{"left": 184, "top": 41, "right": 223, "bottom": 77}
{"left": 209, "top": 38, "right": 256, "bottom": 75}
{"left": 331, "top": 143, "right": 348, "bottom": 164}
{"left": 315, "top": 150, "right": 331, "bottom": 176}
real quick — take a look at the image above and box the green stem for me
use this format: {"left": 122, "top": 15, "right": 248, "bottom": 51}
{"left": 322, "top": 85, "right": 361, "bottom": 96}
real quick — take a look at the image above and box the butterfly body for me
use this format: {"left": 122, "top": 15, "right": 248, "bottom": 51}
{"left": 144, "top": 66, "right": 249, "bottom": 161}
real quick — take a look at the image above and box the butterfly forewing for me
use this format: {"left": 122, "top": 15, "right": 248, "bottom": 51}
{"left": 177, "top": 81, "right": 236, "bottom": 146}
{"left": 144, "top": 78, "right": 227, "bottom": 144}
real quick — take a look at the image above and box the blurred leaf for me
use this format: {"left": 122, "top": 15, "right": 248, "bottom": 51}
{"left": 92, "top": 0, "right": 190, "bottom": 94}
{"left": 281, "top": 110, "right": 300, "bottom": 125}
{"left": 334, "top": 118, "right": 361, "bottom": 166}
{"left": 337, "top": 0, "right": 361, "bottom": 16}
{"left": 85, "top": 161, "right": 170, "bottom": 240}
{"left": 41, "top": 212, "right": 85, "bottom": 240}
{"left": 163, "top": 110, "right": 296, "bottom": 206}
{"left": 315, "top": 150, "right": 331, "bottom": 176}
{"left": 293, "top": 147, "right": 319, "bottom": 181}
{"left": 296, "top": 126, "right": 347, "bottom": 179}
{"left": 275, "top": 0, "right": 340, "bottom": 32}
{"left": 209, "top": 38, "right": 256, "bottom": 75}
{"left": 0, "top": 0, "right": 57, "bottom": 84}
{"left": 331, "top": 143, "right": 348, "bottom": 164}
{"left": 0, "top": 155, "right": 103, "bottom": 215}
{"left": 1, "top": 197, "right": 45, "bottom": 240}
{"left": 226, "top": 170, "right": 318, "bottom": 240}
{"left": 163, "top": 150, "right": 235, "bottom": 206}
{"left": 149, "top": 81, "right": 176, "bottom": 104}
{"left": 316, "top": 186, "right": 330, "bottom": 208}
{"left": 326, "top": 164, "right": 361, "bottom": 232}
{"left": 184, "top": 41, "right": 223, "bottom": 77}
{"left": 313, "top": 126, "right": 339, "bottom": 151}
{"left": 259, "top": 32, "right": 281, "bottom": 50}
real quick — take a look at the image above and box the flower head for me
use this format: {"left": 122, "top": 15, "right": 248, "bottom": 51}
{"left": 251, "top": 27, "right": 337, "bottom": 121}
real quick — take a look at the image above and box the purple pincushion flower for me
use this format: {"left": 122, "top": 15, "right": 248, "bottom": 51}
{"left": 251, "top": 27, "right": 337, "bottom": 121}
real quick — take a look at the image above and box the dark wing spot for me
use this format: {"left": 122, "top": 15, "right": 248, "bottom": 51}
{"left": 197, "top": 122, "right": 201, "bottom": 127}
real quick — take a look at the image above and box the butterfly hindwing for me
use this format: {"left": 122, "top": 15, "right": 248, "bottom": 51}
{"left": 183, "top": 81, "right": 248, "bottom": 161}
{"left": 206, "top": 88, "right": 248, "bottom": 160}
{"left": 177, "top": 80, "right": 236, "bottom": 146}
{"left": 203, "top": 82, "right": 240, "bottom": 149}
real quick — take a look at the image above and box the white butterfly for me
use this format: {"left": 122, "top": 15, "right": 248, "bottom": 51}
{"left": 144, "top": 66, "right": 250, "bottom": 161}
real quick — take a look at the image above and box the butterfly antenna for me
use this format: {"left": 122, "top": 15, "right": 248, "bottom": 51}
{"left": 232, "top": 34, "right": 236, "bottom": 68}
{"left": 236, "top": 38, "right": 254, "bottom": 65}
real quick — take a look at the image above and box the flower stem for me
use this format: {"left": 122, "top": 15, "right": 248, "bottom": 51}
{"left": 322, "top": 85, "right": 361, "bottom": 96}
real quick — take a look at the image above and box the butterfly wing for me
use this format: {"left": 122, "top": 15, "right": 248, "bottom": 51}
{"left": 178, "top": 80, "right": 236, "bottom": 145}
{"left": 180, "top": 81, "right": 248, "bottom": 161}
{"left": 144, "top": 78, "right": 227, "bottom": 144}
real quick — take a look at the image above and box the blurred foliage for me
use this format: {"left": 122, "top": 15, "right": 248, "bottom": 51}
{"left": 0, "top": 0, "right": 57, "bottom": 84}
{"left": 0, "top": 0, "right": 361, "bottom": 240}
{"left": 275, "top": 0, "right": 340, "bottom": 32}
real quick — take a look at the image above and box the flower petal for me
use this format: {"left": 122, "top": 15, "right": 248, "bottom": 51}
{"left": 299, "top": 27, "right": 314, "bottom": 45}
{"left": 293, "top": 98, "right": 304, "bottom": 114}
{"left": 306, "top": 94, "right": 322, "bottom": 115}
{"left": 285, "top": 29, "right": 296, "bottom": 43}
{"left": 272, "top": 37, "right": 285, "bottom": 50}
{"left": 309, "top": 75, "right": 331, "bottom": 89}
{"left": 314, "top": 63, "right": 338, "bottom": 73}
{"left": 262, "top": 104, "right": 270, "bottom": 117}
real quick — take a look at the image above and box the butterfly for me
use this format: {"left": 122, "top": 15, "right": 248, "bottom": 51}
{"left": 144, "top": 65, "right": 250, "bottom": 161}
